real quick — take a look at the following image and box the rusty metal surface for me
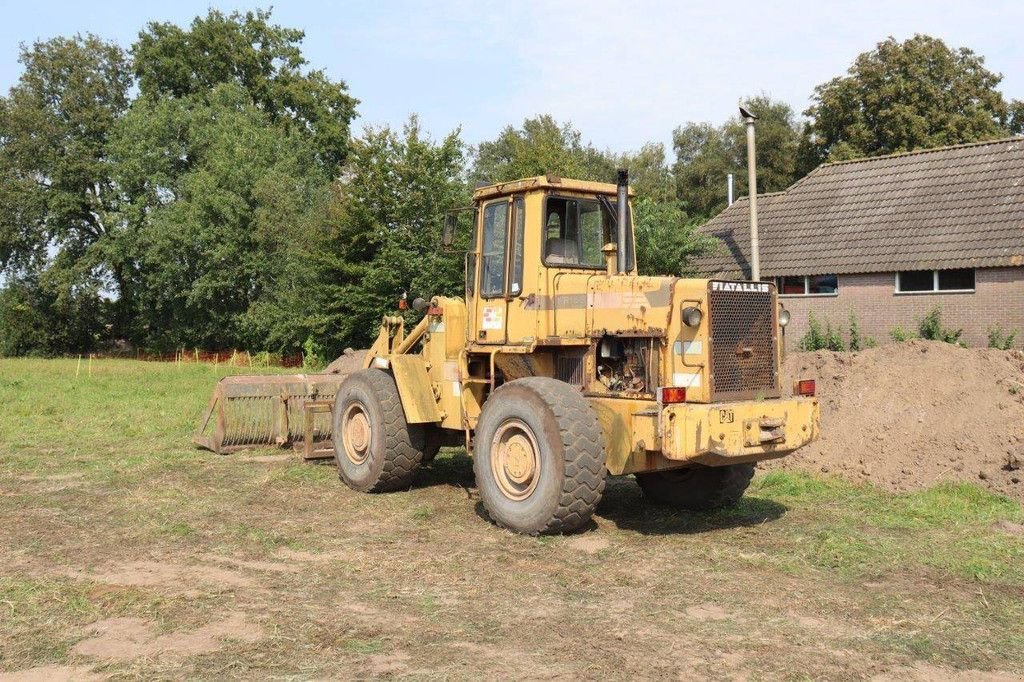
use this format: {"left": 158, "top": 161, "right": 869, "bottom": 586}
{"left": 193, "top": 373, "right": 344, "bottom": 455}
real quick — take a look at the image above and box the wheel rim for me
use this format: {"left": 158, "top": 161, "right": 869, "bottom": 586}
{"left": 341, "top": 403, "right": 371, "bottom": 465}
{"left": 490, "top": 418, "right": 541, "bottom": 501}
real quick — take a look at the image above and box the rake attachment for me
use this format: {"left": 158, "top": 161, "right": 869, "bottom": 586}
{"left": 193, "top": 374, "right": 346, "bottom": 458}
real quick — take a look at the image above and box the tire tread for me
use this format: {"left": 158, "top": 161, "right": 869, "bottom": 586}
{"left": 481, "top": 377, "right": 607, "bottom": 534}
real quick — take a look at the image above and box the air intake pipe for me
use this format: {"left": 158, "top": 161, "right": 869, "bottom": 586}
{"left": 616, "top": 169, "right": 629, "bottom": 274}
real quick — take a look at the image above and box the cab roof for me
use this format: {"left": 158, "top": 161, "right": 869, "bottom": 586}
{"left": 472, "top": 175, "right": 635, "bottom": 202}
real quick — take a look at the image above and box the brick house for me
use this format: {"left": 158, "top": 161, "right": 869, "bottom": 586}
{"left": 696, "top": 137, "right": 1024, "bottom": 348}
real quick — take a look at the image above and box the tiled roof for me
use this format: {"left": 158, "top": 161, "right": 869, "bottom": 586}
{"left": 695, "top": 137, "right": 1024, "bottom": 278}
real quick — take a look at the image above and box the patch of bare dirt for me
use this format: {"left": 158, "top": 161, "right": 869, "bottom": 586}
{"left": 237, "top": 453, "right": 291, "bottom": 463}
{"left": 684, "top": 603, "right": 731, "bottom": 621}
{"left": 71, "top": 614, "right": 262, "bottom": 661}
{"left": 11, "top": 472, "right": 89, "bottom": 494}
{"left": 324, "top": 349, "right": 367, "bottom": 375}
{"left": 202, "top": 554, "right": 300, "bottom": 574}
{"left": 74, "top": 560, "right": 256, "bottom": 595}
{"left": 363, "top": 650, "right": 411, "bottom": 676}
{"left": 872, "top": 664, "right": 1023, "bottom": 681}
{"left": 775, "top": 341, "right": 1024, "bottom": 500}
{"left": 993, "top": 520, "right": 1024, "bottom": 536}
{"left": 565, "top": 535, "right": 610, "bottom": 554}
{"left": 0, "top": 665, "right": 101, "bottom": 682}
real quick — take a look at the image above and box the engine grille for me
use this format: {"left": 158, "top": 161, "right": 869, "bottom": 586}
{"left": 707, "top": 281, "right": 780, "bottom": 401}
{"left": 556, "top": 353, "right": 585, "bottom": 386}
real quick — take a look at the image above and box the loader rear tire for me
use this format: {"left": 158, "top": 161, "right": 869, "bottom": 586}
{"left": 474, "top": 378, "right": 607, "bottom": 535}
{"left": 332, "top": 369, "right": 425, "bottom": 493}
{"left": 635, "top": 464, "right": 755, "bottom": 511}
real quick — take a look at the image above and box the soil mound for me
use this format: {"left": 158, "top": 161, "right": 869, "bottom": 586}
{"left": 772, "top": 340, "right": 1024, "bottom": 501}
{"left": 324, "top": 348, "right": 366, "bottom": 375}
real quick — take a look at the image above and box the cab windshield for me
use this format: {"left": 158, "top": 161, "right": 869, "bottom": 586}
{"left": 543, "top": 195, "right": 634, "bottom": 270}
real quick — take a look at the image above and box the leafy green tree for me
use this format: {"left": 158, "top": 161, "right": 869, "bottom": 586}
{"left": 633, "top": 199, "right": 716, "bottom": 277}
{"left": 112, "top": 84, "right": 331, "bottom": 351}
{"left": 801, "top": 35, "right": 1020, "bottom": 169}
{"left": 132, "top": 9, "right": 357, "bottom": 172}
{"left": 0, "top": 35, "right": 133, "bottom": 343}
{"left": 313, "top": 118, "right": 468, "bottom": 354}
{"left": 613, "top": 142, "right": 676, "bottom": 203}
{"left": 0, "top": 273, "right": 106, "bottom": 356}
{"left": 471, "top": 115, "right": 614, "bottom": 185}
{"left": 617, "top": 142, "right": 717, "bottom": 275}
{"left": 673, "top": 95, "right": 801, "bottom": 220}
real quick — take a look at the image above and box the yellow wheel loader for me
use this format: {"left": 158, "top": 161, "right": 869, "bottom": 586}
{"left": 330, "top": 172, "right": 819, "bottom": 534}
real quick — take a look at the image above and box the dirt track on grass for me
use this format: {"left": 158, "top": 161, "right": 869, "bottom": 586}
{"left": 775, "top": 340, "right": 1024, "bottom": 500}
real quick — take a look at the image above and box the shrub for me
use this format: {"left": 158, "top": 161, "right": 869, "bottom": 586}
{"left": 303, "top": 336, "right": 328, "bottom": 370}
{"left": 848, "top": 313, "right": 864, "bottom": 351}
{"left": 987, "top": 326, "right": 1018, "bottom": 350}
{"left": 799, "top": 314, "right": 825, "bottom": 351}
{"left": 824, "top": 323, "right": 846, "bottom": 351}
{"left": 917, "top": 306, "right": 964, "bottom": 345}
{"left": 889, "top": 326, "right": 916, "bottom": 342}
{"left": 800, "top": 314, "right": 846, "bottom": 351}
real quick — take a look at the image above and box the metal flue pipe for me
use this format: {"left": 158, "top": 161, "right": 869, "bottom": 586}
{"left": 741, "top": 106, "right": 760, "bottom": 281}
{"left": 616, "top": 169, "right": 629, "bottom": 274}
{"left": 727, "top": 173, "right": 734, "bottom": 206}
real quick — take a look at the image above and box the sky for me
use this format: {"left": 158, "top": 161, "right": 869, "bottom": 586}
{"left": 1, "top": 0, "right": 1023, "bottom": 153}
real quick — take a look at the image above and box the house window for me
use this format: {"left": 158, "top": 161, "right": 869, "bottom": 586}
{"left": 895, "top": 269, "right": 975, "bottom": 294}
{"left": 773, "top": 275, "right": 839, "bottom": 296}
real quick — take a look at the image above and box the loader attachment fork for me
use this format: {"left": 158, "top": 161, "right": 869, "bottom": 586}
{"left": 192, "top": 374, "right": 344, "bottom": 456}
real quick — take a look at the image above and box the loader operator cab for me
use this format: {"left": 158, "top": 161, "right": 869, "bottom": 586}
{"left": 464, "top": 176, "right": 636, "bottom": 282}
{"left": 461, "top": 175, "right": 638, "bottom": 345}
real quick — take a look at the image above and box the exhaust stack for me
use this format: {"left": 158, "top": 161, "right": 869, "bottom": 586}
{"left": 740, "top": 106, "right": 760, "bottom": 282}
{"left": 616, "top": 169, "right": 629, "bottom": 274}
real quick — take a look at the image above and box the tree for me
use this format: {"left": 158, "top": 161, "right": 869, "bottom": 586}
{"left": 615, "top": 143, "right": 717, "bottom": 276}
{"left": 0, "top": 34, "right": 132, "bottom": 347}
{"left": 132, "top": 9, "right": 357, "bottom": 172}
{"left": 801, "top": 34, "right": 1021, "bottom": 168}
{"left": 101, "top": 8, "right": 360, "bottom": 352}
{"left": 312, "top": 118, "right": 468, "bottom": 354}
{"left": 112, "top": 84, "right": 332, "bottom": 351}
{"left": 0, "top": 273, "right": 105, "bottom": 356}
{"left": 471, "top": 115, "right": 614, "bottom": 185}
{"left": 633, "top": 199, "right": 717, "bottom": 277}
{"left": 672, "top": 95, "right": 801, "bottom": 221}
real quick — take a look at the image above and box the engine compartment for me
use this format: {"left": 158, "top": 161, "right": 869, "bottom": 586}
{"left": 596, "top": 337, "right": 655, "bottom": 395}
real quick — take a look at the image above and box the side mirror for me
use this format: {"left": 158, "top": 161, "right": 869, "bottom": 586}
{"left": 442, "top": 213, "right": 457, "bottom": 248}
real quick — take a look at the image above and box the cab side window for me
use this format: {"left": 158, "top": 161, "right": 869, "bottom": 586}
{"left": 480, "top": 200, "right": 508, "bottom": 297}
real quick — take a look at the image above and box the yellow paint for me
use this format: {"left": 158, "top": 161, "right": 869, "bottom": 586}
{"left": 662, "top": 397, "right": 819, "bottom": 466}
{"left": 389, "top": 355, "right": 442, "bottom": 424}
{"left": 355, "top": 175, "right": 817, "bottom": 476}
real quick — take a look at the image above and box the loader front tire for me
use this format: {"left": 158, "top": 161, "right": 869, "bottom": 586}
{"left": 474, "top": 378, "right": 607, "bottom": 535}
{"left": 635, "top": 464, "right": 755, "bottom": 511}
{"left": 332, "top": 369, "right": 425, "bottom": 493}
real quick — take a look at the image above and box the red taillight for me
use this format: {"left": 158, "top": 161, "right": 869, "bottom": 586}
{"left": 795, "top": 379, "right": 816, "bottom": 396}
{"left": 660, "top": 387, "right": 687, "bottom": 404}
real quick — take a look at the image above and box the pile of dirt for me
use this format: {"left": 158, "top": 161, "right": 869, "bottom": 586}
{"left": 772, "top": 340, "right": 1024, "bottom": 500}
{"left": 323, "top": 348, "right": 366, "bottom": 375}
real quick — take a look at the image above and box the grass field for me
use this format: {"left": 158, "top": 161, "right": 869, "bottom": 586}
{"left": 1, "top": 358, "right": 1023, "bottom": 680}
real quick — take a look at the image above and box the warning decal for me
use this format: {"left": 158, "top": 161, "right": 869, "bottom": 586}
{"left": 482, "top": 306, "right": 504, "bottom": 330}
